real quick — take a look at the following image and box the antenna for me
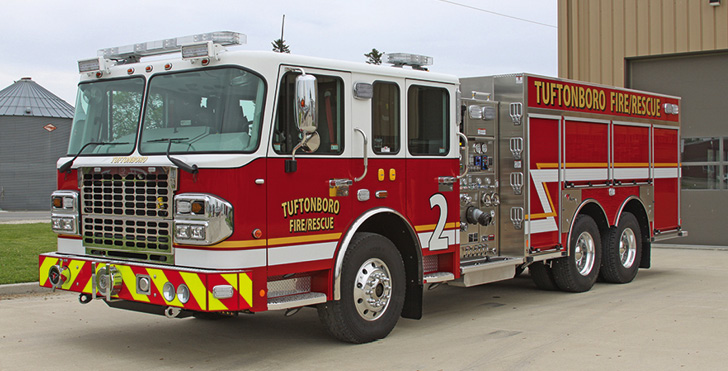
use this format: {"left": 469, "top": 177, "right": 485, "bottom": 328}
{"left": 281, "top": 14, "right": 285, "bottom": 42}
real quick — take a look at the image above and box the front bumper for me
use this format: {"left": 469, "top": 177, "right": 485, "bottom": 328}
{"left": 39, "top": 252, "right": 254, "bottom": 312}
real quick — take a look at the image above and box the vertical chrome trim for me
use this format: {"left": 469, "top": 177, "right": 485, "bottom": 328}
{"left": 609, "top": 120, "right": 613, "bottom": 183}
{"left": 558, "top": 116, "right": 563, "bottom": 239}
{"left": 526, "top": 115, "right": 531, "bottom": 253}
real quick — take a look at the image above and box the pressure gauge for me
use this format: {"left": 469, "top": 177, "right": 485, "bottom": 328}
{"left": 481, "top": 142, "right": 488, "bottom": 153}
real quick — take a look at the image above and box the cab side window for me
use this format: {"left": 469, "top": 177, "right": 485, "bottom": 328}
{"left": 273, "top": 72, "right": 344, "bottom": 155}
{"left": 407, "top": 85, "right": 449, "bottom": 156}
{"left": 372, "top": 81, "right": 400, "bottom": 155}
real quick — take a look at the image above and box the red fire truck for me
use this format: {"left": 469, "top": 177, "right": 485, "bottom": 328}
{"left": 40, "top": 32, "right": 686, "bottom": 343}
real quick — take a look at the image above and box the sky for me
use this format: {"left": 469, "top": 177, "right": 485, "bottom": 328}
{"left": 0, "top": 0, "right": 557, "bottom": 106}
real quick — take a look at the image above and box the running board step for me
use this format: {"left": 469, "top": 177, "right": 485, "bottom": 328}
{"left": 451, "top": 258, "right": 522, "bottom": 287}
{"left": 267, "top": 292, "right": 327, "bottom": 311}
{"left": 423, "top": 272, "right": 455, "bottom": 284}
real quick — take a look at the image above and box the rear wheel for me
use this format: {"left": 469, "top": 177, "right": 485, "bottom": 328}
{"left": 318, "top": 233, "right": 405, "bottom": 343}
{"left": 552, "top": 215, "right": 602, "bottom": 292}
{"left": 601, "top": 212, "right": 642, "bottom": 283}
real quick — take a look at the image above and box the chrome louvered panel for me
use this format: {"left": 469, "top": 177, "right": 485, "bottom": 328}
{"left": 79, "top": 167, "right": 177, "bottom": 264}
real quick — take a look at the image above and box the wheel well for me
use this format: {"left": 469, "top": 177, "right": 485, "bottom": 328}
{"left": 575, "top": 201, "right": 610, "bottom": 247}
{"left": 359, "top": 212, "right": 423, "bottom": 320}
{"left": 620, "top": 199, "right": 652, "bottom": 269}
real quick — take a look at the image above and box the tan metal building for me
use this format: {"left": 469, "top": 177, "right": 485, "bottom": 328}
{"left": 558, "top": 0, "right": 728, "bottom": 246}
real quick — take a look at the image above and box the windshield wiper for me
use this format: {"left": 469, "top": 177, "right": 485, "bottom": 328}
{"left": 59, "top": 141, "right": 130, "bottom": 173}
{"left": 146, "top": 138, "right": 198, "bottom": 175}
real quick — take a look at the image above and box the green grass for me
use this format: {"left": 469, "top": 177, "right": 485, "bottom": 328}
{"left": 0, "top": 223, "right": 56, "bottom": 284}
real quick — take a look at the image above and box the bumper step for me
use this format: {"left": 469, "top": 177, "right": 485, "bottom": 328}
{"left": 267, "top": 292, "right": 327, "bottom": 311}
{"left": 423, "top": 272, "right": 455, "bottom": 284}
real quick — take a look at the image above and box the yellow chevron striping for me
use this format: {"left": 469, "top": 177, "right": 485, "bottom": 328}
{"left": 180, "top": 271, "right": 207, "bottom": 310}
{"left": 147, "top": 268, "right": 182, "bottom": 307}
{"left": 38, "top": 257, "right": 59, "bottom": 286}
{"left": 207, "top": 273, "right": 237, "bottom": 311}
{"left": 82, "top": 276, "right": 93, "bottom": 294}
{"left": 117, "top": 265, "right": 150, "bottom": 303}
{"left": 61, "top": 260, "right": 86, "bottom": 291}
{"left": 239, "top": 273, "right": 253, "bottom": 307}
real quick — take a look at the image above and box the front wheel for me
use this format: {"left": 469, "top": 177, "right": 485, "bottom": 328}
{"left": 552, "top": 215, "right": 602, "bottom": 292}
{"left": 318, "top": 233, "right": 405, "bottom": 343}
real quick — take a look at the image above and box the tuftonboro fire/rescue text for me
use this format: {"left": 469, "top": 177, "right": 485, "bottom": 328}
{"left": 532, "top": 80, "right": 662, "bottom": 118}
{"left": 281, "top": 197, "right": 341, "bottom": 233}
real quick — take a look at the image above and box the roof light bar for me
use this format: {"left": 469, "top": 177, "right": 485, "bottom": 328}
{"left": 386, "top": 53, "right": 433, "bottom": 70}
{"left": 97, "top": 31, "right": 246, "bottom": 64}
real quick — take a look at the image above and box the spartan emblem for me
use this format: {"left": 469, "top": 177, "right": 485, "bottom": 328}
{"left": 156, "top": 197, "right": 166, "bottom": 210}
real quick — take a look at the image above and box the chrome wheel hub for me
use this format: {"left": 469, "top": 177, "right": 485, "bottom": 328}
{"left": 619, "top": 228, "right": 637, "bottom": 268}
{"left": 353, "top": 258, "right": 392, "bottom": 321}
{"left": 574, "top": 231, "right": 596, "bottom": 276}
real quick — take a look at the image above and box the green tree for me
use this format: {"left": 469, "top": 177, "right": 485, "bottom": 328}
{"left": 365, "top": 48, "right": 384, "bottom": 65}
{"left": 272, "top": 39, "right": 291, "bottom": 53}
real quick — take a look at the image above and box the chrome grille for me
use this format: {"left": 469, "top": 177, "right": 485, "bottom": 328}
{"left": 80, "top": 167, "right": 177, "bottom": 264}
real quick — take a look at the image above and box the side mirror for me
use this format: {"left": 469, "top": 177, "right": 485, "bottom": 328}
{"left": 286, "top": 74, "right": 319, "bottom": 173}
{"left": 295, "top": 74, "right": 317, "bottom": 133}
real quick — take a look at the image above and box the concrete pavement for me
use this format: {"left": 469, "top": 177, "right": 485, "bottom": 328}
{"left": 1, "top": 247, "right": 727, "bottom": 370}
{"left": 0, "top": 210, "right": 50, "bottom": 224}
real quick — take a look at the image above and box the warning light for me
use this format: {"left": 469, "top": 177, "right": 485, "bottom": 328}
{"left": 252, "top": 229, "right": 263, "bottom": 239}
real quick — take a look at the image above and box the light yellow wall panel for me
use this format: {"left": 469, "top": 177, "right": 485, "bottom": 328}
{"left": 613, "top": 0, "right": 626, "bottom": 86}
{"left": 702, "top": 3, "right": 716, "bottom": 49}
{"left": 601, "top": 0, "right": 614, "bottom": 85}
{"left": 624, "top": 0, "right": 638, "bottom": 57}
{"left": 558, "top": 0, "right": 728, "bottom": 86}
{"left": 688, "top": 1, "right": 702, "bottom": 51}
{"left": 578, "top": 1, "right": 590, "bottom": 80}
{"left": 558, "top": 0, "right": 570, "bottom": 77}
{"left": 636, "top": 1, "right": 651, "bottom": 55}
{"left": 662, "top": 0, "right": 676, "bottom": 54}
{"left": 589, "top": 0, "right": 603, "bottom": 82}
{"left": 649, "top": 0, "right": 662, "bottom": 55}
{"left": 717, "top": 1, "right": 728, "bottom": 49}
{"left": 675, "top": 0, "right": 689, "bottom": 52}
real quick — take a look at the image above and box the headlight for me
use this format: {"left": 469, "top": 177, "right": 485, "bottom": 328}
{"left": 174, "top": 193, "right": 232, "bottom": 245}
{"left": 50, "top": 190, "right": 80, "bottom": 235}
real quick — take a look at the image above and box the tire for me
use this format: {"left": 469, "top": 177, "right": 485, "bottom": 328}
{"left": 552, "top": 215, "right": 602, "bottom": 292}
{"left": 317, "top": 233, "right": 405, "bottom": 343}
{"left": 600, "top": 212, "right": 642, "bottom": 283}
{"left": 529, "top": 261, "right": 558, "bottom": 291}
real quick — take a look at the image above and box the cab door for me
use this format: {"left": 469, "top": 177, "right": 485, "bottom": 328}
{"left": 348, "top": 75, "right": 407, "bottom": 220}
{"left": 266, "top": 66, "right": 353, "bottom": 277}
{"left": 404, "top": 80, "right": 460, "bottom": 274}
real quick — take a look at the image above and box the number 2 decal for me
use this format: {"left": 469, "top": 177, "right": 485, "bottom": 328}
{"left": 428, "top": 193, "right": 449, "bottom": 250}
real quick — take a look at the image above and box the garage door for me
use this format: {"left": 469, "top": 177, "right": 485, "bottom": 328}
{"left": 628, "top": 51, "right": 728, "bottom": 246}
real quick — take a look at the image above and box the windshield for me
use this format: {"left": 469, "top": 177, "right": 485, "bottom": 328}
{"left": 67, "top": 77, "right": 144, "bottom": 155}
{"left": 139, "top": 67, "right": 266, "bottom": 154}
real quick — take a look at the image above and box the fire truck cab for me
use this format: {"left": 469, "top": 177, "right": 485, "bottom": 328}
{"left": 41, "top": 32, "right": 684, "bottom": 343}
